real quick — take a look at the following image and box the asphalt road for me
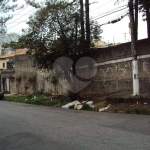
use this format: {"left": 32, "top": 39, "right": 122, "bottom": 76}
{"left": 0, "top": 101, "right": 150, "bottom": 150}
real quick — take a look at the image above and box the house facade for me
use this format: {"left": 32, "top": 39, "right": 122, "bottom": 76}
{"left": 0, "top": 48, "right": 28, "bottom": 93}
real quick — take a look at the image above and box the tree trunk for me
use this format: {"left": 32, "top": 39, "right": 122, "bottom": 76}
{"left": 75, "top": 16, "right": 78, "bottom": 54}
{"left": 79, "top": 0, "right": 85, "bottom": 53}
{"left": 134, "top": 0, "right": 138, "bottom": 41}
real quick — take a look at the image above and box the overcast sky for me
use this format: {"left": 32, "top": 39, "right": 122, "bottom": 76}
{"left": 5, "top": 0, "right": 147, "bottom": 44}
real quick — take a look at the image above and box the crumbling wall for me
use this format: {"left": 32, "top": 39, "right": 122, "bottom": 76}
{"left": 15, "top": 55, "right": 67, "bottom": 95}
{"left": 14, "top": 39, "right": 150, "bottom": 97}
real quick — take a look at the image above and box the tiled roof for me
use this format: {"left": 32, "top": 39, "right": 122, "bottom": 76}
{"left": 0, "top": 48, "right": 28, "bottom": 59}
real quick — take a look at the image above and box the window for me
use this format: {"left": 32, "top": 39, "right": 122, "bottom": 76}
{"left": 3, "top": 63, "right": 5, "bottom": 68}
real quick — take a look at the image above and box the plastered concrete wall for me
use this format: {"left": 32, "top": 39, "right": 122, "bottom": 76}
{"left": 14, "top": 39, "right": 150, "bottom": 96}
{"left": 80, "top": 39, "right": 150, "bottom": 97}
{"left": 15, "top": 55, "right": 67, "bottom": 95}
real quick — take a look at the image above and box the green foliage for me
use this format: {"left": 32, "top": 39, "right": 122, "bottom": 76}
{"left": 0, "top": 0, "right": 23, "bottom": 42}
{"left": 1, "top": 33, "right": 20, "bottom": 46}
{"left": 115, "top": 0, "right": 150, "bottom": 21}
{"left": 27, "top": 94, "right": 32, "bottom": 98}
{"left": 113, "top": 108, "right": 119, "bottom": 113}
{"left": 133, "top": 107, "right": 150, "bottom": 115}
{"left": 19, "top": 0, "right": 102, "bottom": 69}
{"left": 16, "top": 76, "right": 21, "bottom": 82}
{"left": 81, "top": 104, "right": 93, "bottom": 111}
{"left": 19, "top": 0, "right": 102, "bottom": 95}
{"left": 124, "top": 108, "right": 133, "bottom": 114}
{"left": 124, "top": 107, "right": 150, "bottom": 115}
{"left": 4, "top": 93, "right": 69, "bottom": 108}
{"left": 5, "top": 95, "right": 26, "bottom": 103}
{"left": 51, "top": 76, "right": 58, "bottom": 85}
{"left": 28, "top": 74, "right": 36, "bottom": 83}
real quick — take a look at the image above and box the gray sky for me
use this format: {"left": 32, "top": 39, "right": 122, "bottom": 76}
{"left": 5, "top": 0, "right": 147, "bottom": 44}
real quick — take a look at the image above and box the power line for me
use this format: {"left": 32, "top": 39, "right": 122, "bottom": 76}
{"left": 91, "top": 0, "right": 112, "bottom": 13}
{"left": 7, "top": 18, "right": 29, "bottom": 30}
{"left": 91, "top": 5, "right": 127, "bottom": 20}
{"left": 12, "top": 5, "right": 29, "bottom": 17}
{"left": 97, "top": 10, "right": 128, "bottom": 25}
{"left": 7, "top": 8, "right": 128, "bottom": 31}
{"left": 99, "top": 12, "right": 129, "bottom": 26}
{"left": 92, "top": 6, "right": 128, "bottom": 21}
{"left": 6, "top": 2, "right": 129, "bottom": 31}
{"left": 7, "top": 8, "right": 35, "bottom": 25}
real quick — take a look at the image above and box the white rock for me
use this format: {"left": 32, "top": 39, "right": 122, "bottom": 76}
{"left": 62, "top": 100, "right": 80, "bottom": 109}
{"left": 99, "top": 105, "right": 111, "bottom": 112}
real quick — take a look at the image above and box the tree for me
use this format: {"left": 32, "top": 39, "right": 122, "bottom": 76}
{"left": 138, "top": 0, "right": 150, "bottom": 38}
{"left": 20, "top": 0, "right": 102, "bottom": 98}
{"left": 1, "top": 32, "right": 25, "bottom": 49}
{"left": 0, "top": 0, "right": 23, "bottom": 40}
{"left": 0, "top": 32, "right": 20, "bottom": 43}
{"left": 115, "top": 0, "right": 150, "bottom": 39}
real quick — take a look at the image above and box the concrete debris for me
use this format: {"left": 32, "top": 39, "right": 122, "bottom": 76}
{"left": 86, "top": 101, "right": 95, "bottom": 108}
{"left": 74, "top": 104, "right": 83, "bottom": 110}
{"left": 61, "top": 100, "right": 80, "bottom": 109}
{"left": 99, "top": 105, "right": 111, "bottom": 112}
{"left": 81, "top": 101, "right": 88, "bottom": 104}
{"left": 62, "top": 100, "right": 95, "bottom": 109}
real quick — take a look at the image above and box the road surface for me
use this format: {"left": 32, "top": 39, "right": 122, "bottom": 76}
{"left": 0, "top": 101, "right": 150, "bottom": 150}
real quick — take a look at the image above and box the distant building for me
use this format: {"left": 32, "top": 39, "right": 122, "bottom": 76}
{"left": 0, "top": 48, "right": 28, "bottom": 92}
{"left": 92, "top": 40, "right": 107, "bottom": 48}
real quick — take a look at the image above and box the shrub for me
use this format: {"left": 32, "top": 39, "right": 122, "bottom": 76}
{"left": 44, "top": 92, "right": 52, "bottom": 97}
{"left": 133, "top": 107, "right": 141, "bottom": 114}
{"left": 28, "top": 74, "right": 36, "bottom": 83}
{"left": 67, "top": 91, "right": 77, "bottom": 100}
{"left": 124, "top": 108, "right": 133, "bottom": 114}
{"left": 124, "top": 107, "right": 150, "bottom": 115}
{"left": 51, "top": 76, "right": 58, "bottom": 85}
{"left": 27, "top": 94, "right": 32, "bottom": 98}
{"left": 113, "top": 108, "right": 119, "bottom": 113}
{"left": 140, "top": 107, "right": 150, "bottom": 115}
{"left": 16, "top": 76, "right": 21, "bottom": 82}
{"left": 133, "top": 107, "right": 150, "bottom": 115}
{"left": 81, "top": 104, "right": 93, "bottom": 111}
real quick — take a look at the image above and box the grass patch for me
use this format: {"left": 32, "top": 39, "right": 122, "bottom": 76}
{"left": 5, "top": 95, "right": 27, "bottom": 103}
{"left": 124, "top": 107, "right": 150, "bottom": 115}
{"left": 93, "top": 101, "right": 107, "bottom": 111}
{"left": 124, "top": 108, "right": 133, "bottom": 114}
{"left": 4, "top": 93, "right": 70, "bottom": 108}
{"left": 113, "top": 108, "right": 119, "bottom": 113}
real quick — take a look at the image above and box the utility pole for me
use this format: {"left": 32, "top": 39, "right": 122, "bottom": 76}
{"left": 113, "top": 36, "right": 115, "bottom": 44}
{"left": 85, "top": 0, "right": 90, "bottom": 51}
{"left": 129, "top": 0, "right": 139, "bottom": 95}
{"left": 134, "top": 0, "right": 138, "bottom": 41}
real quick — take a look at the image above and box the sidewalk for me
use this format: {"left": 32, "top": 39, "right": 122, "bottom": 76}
{"left": 4, "top": 93, "right": 16, "bottom": 96}
{"left": 105, "top": 90, "right": 150, "bottom": 104}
